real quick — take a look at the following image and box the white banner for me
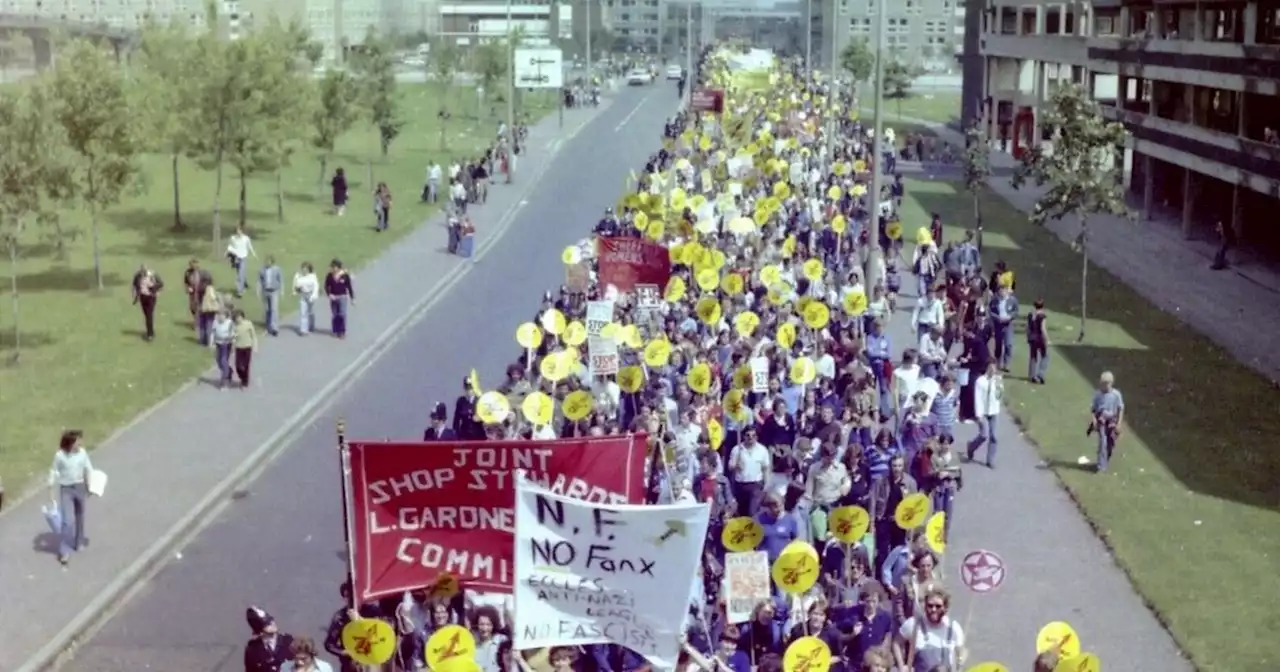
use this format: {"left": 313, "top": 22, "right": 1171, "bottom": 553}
{"left": 723, "top": 551, "right": 771, "bottom": 624}
{"left": 587, "top": 300, "right": 619, "bottom": 376}
{"left": 513, "top": 475, "right": 710, "bottom": 668}
{"left": 749, "top": 357, "right": 770, "bottom": 394}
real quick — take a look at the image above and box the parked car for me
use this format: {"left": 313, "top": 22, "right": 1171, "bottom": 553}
{"left": 666, "top": 64, "right": 683, "bottom": 80}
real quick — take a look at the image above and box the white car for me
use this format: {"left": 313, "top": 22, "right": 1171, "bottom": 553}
{"left": 626, "top": 69, "right": 652, "bottom": 86}
{"left": 666, "top": 64, "right": 683, "bottom": 80}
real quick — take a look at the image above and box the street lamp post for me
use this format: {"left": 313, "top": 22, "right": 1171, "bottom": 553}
{"left": 864, "top": 0, "right": 888, "bottom": 290}
{"left": 804, "top": 0, "right": 811, "bottom": 77}
{"left": 824, "top": 0, "right": 840, "bottom": 161}
{"left": 586, "top": 0, "right": 593, "bottom": 88}
{"left": 507, "top": 0, "right": 517, "bottom": 178}
{"left": 685, "top": 0, "right": 694, "bottom": 105}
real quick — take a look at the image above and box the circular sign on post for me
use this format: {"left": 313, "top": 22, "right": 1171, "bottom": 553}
{"left": 426, "top": 624, "right": 476, "bottom": 669}
{"left": 783, "top": 636, "right": 832, "bottom": 672}
{"left": 341, "top": 618, "right": 396, "bottom": 666}
{"left": 960, "top": 549, "right": 1007, "bottom": 593}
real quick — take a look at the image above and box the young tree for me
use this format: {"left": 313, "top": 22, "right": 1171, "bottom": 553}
{"left": 350, "top": 29, "right": 404, "bottom": 158}
{"left": 49, "top": 39, "right": 143, "bottom": 291}
{"left": 1011, "top": 82, "right": 1131, "bottom": 342}
{"left": 883, "top": 60, "right": 914, "bottom": 117}
{"left": 0, "top": 83, "right": 71, "bottom": 363}
{"left": 431, "top": 40, "right": 462, "bottom": 150}
{"left": 839, "top": 39, "right": 875, "bottom": 96}
{"left": 312, "top": 69, "right": 361, "bottom": 193}
{"left": 475, "top": 40, "right": 507, "bottom": 103}
{"left": 135, "top": 21, "right": 199, "bottom": 231}
{"left": 962, "top": 121, "right": 992, "bottom": 251}
{"left": 185, "top": 4, "right": 242, "bottom": 251}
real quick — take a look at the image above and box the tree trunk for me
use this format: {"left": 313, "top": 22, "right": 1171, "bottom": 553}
{"left": 1079, "top": 223, "right": 1089, "bottom": 343}
{"left": 438, "top": 79, "right": 450, "bottom": 151}
{"left": 212, "top": 152, "right": 225, "bottom": 254}
{"left": 972, "top": 191, "right": 984, "bottom": 252}
{"left": 170, "top": 153, "right": 184, "bottom": 231}
{"left": 366, "top": 161, "right": 373, "bottom": 193}
{"left": 275, "top": 169, "right": 284, "bottom": 223}
{"left": 88, "top": 177, "right": 103, "bottom": 292}
{"left": 7, "top": 237, "right": 19, "bottom": 365}
{"left": 317, "top": 154, "right": 328, "bottom": 197}
{"left": 238, "top": 167, "right": 248, "bottom": 230}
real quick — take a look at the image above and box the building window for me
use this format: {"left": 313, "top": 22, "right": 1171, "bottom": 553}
{"left": 1261, "top": 5, "right": 1280, "bottom": 44}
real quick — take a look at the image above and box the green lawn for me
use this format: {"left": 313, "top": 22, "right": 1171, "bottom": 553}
{"left": 901, "top": 178, "right": 1280, "bottom": 672}
{"left": 860, "top": 90, "right": 962, "bottom": 127}
{"left": 0, "top": 83, "right": 555, "bottom": 500}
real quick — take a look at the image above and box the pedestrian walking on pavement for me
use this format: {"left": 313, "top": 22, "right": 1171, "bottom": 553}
{"left": 1026, "top": 299, "right": 1049, "bottom": 384}
{"left": 965, "top": 362, "right": 1004, "bottom": 468}
{"left": 373, "top": 182, "right": 392, "bottom": 232}
{"left": 233, "top": 309, "right": 259, "bottom": 389}
{"left": 325, "top": 259, "right": 355, "bottom": 339}
{"left": 210, "top": 307, "right": 235, "bottom": 389}
{"left": 226, "top": 224, "right": 257, "bottom": 297}
{"left": 49, "top": 429, "right": 93, "bottom": 566}
{"left": 293, "top": 262, "right": 320, "bottom": 335}
{"left": 258, "top": 255, "right": 283, "bottom": 336}
{"left": 1211, "top": 219, "right": 1234, "bottom": 270}
{"left": 244, "top": 606, "right": 294, "bottom": 672}
{"left": 1089, "top": 371, "right": 1126, "bottom": 473}
{"left": 131, "top": 263, "right": 164, "bottom": 341}
{"left": 185, "top": 259, "right": 214, "bottom": 345}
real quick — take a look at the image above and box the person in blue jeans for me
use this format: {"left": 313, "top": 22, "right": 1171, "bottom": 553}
{"left": 49, "top": 429, "right": 93, "bottom": 566}
{"left": 325, "top": 259, "right": 355, "bottom": 339}
{"left": 989, "top": 284, "right": 1020, "bottom": 372}
{"left": 210, "top": 308, "right": 236, "bottom": 389}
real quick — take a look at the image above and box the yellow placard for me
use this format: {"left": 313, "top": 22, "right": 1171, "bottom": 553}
{"left": 802, "top": 258, "right": 824, "bottom": 282}
{"left": 721, "top": 516, "right": 764, "bottom": 551}
{"left": 722, "top": 389, "right": 748, "bottom": 422}
{"left": 696, "top": 268, "right": 720, "bottom": 292}
{"left": 771, "top": 541, "right": 820, "bottom": 594}
{"left": 425, "top": 624, "right": 477, "bottom": 670}
{"left": 894, "top": 492, "right": 932, "bottom": 530}
{"left": 783, "top": 636, "right": 832, "bottom": 672}
{"left": 1053, "top": 653, "right": 1100, "bottom": 672}
{"left": 734, "top": 311, "right": 760, "bottom": 338}
{"left": 561, "top": 245, "right": 581, "bottom": 265}
{"left": 759, "top": 264, "right": 782, "bottom": 287}
{"left": 1037, "top": 622, "right": 1082, "bottom": 659}
{"left": 965, "top": 664, "right": 1010, "bottom": 672}
{"left": 468, "top": 368, "right": 482, "bottom": 394}
{"left": 852, "top": 159, "right": 867, "bottom": 173}
{"left": 687, "top": 362, "right": 713, "bottom": 394}
{"left": 618, "top": 324, "right": 643, "bottom": 349}
{"left": 777, "top": 322, "right": 797, "bottom": 349}
{"left": 695, "top": 297, "right": 722, "bottom": 326}
{"left": 540, "top": 308, "right": 566, "bottom": 335}
{"left": 843, "top": 290, "right": 869, "bottom": 316}
{"left": 925, "top": 511, "right": 947, "bottom": 553}
{"left": 643, "top": 339, "right": 673, "bottom": 367}
{"left": 515, "top": 322, "right": 543, "bottom": 349}
{"left": 617, "top": 365, "right": 644, "bottom": 393}
{"left": 831, "top": 215, "right": 847, "bottom": 235}
{"left": 341, "top": 618, "right": 397, "bottom": 666}
{"left": 438, "top": 660, "right": 481, "bottom": 672}
{"left": 826, "top": 185, "right": 842, "bottom": 200}
{"left": 521, "top": 391, "right": 555, "bottom": 426}
{"left": 562, "top": 390, "right": 594, "bottom": 421}
{"left": 829, "top": 505, "right": 871, "bottom": 543}
{"left": 886, "top": 222, "right": 903, "bottom": 241}
{"left": 539, "top": 351, "right": 572, "bottom": 382}
{"left": 562, "top": 321, "right": 587, "bottom": 347}
{"left": 721, "top": 273, "right": 745, "bottom": 295}
{"left": 916, "top": 226, "right": 934, "bottom": 246}
{"left": 789, "top": 357, "right": 817, "bottom": 385}
{"left": 475, "top": 390, "right": 511, "bottom": 424}
{"left": 802, "top": 302, "right": 830, "bottom": 330}
{"left": 707, "top": 417, "right": 725, "bottom": 450}
{"left": 429, "top": 572, "right": 460, "bottom": 599}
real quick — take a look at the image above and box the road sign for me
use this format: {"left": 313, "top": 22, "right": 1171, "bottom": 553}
{"left": 513, "top": 47, "right": 563, "bottom": 89}
{"left": 959, "top": 549, "right": 1007, "bottom": 593}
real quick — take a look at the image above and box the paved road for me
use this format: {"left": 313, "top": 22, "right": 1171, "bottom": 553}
{"left": 53, "top": 85, "right": 680, "bottom": 671}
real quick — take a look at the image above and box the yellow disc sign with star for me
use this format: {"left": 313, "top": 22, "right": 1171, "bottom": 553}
{"left": 829, "top": 505, "right": 871, "bottom": 543}
{"left": 895, "top": 492, "right": 932, "bottom": 530}
{"left": 426, "top": 624, "right": 476, "bottom": 670}
{"left": 771, "top": 541, "right": 820, "bottom": 594}
{"left": 721, "top": 516, "right": 764, "bottom": 552}
{"left": 687, "top": 362, "right": 713, "bottom": 394}
{"left": 561, "top": 390, "right": 594, "bottom": 421}
{"left": 783, "top": 636, "right": 832, "bottom": 672}
{"left": 342, "top": 618, "right": 396, "bottom": 666}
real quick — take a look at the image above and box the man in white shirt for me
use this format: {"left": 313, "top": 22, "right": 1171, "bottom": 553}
{"left": 805, "top": 444, "right": 851, "bottom": 540}
{"left": 892, "top": 350, "right": 922, "bottom": 419}
{"left": 423, "top": 161, "right": 442, "bottom": 203}
{"left": 728, "top": 427, "right": 771, "bottom": 517}
{"left": 912, "top": 284, "right": 946, "bottom": 342}
{"left": 966, "top": 362, "right": 1004, "bottom": 468}
{"left": 449, "top": 180, "right": 467, "bottom": 214}
{"left": 918, "top": 325, "right": 948, "bottom": 381}
{"left": 672, "top": 409, "right": 703, "bottom": 479}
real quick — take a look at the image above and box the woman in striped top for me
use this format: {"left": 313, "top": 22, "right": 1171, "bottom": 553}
{"left": 930, "top": 376, "right": 959, "bottom": 443}
{"left": 866, "top": 429, "right": 900, "bottom": 481}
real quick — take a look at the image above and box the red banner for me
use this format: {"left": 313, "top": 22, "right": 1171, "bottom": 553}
{"left": 596, "top": 236, "right": 672, "bottom": 293}
{"left": 691, "top": 88, "right": 725, "bottom": 114}
{"left": 345, "top": 435, "right": 647, "bottom": 600}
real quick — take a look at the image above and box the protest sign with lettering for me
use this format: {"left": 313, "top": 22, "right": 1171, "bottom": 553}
{"left": 345, "top": 435, "right": 647, "bottom": 601}
{"left": 513, "top": 475, "right": 710, "bottom": 669}
{"left": 596, "top": 236, "right": 671, "bottom": 293}
{"left": 749, "top": 357, "right": 769, "bottom": 394}
{"left": 723, "top": 551, "right": 771, "bottom": 624}
{"left": 586, "top": 300, "right": 619, "bottom": 376}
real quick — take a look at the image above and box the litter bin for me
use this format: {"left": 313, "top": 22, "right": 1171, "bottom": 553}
{"left": 458, "top": 234, "right": 475, "bottom": 259}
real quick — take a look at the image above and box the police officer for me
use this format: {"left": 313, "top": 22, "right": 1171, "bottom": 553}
{"left": 244, "top": 606, "right": 294, "bottom": 672}
{"left": 453, "top": 377, "right": 484, "bottom": 439}
{"left": 424, "top": 402, "right": 456, "bottom": 441}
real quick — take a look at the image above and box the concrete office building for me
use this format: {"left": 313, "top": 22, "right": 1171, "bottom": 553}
{"left": 803, "top": 0, "right": 960, "bottom": 72}
{"left": 975, "top": 0, "right": 1280, "bottom": 255}
{"left": 606, "top": 0, "right": 663, "bottom": 51}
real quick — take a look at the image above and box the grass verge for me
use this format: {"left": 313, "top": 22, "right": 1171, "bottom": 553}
{"left": 901, "top": 177, "right": 1280, "bottom": 672}
{"left": 860, "top": 90, "right": 962, "bottom": 126}
{"left": 0, "top": 84, "right": 555, "bottom": 500}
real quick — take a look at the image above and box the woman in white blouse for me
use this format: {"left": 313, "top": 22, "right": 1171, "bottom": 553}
{"left": 293, "top": 262, "right": 320, "bottom": 336}
{"left": 225, "top": 225, "right": 257, "bottom": 296}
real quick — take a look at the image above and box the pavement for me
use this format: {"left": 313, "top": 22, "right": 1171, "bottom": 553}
{"left": 2, "top": 87, "right": 1196, "bottom": 671}
{"left": 0, "top": 82, "right": 681, "bottom": 672}
{"left": 894, "top": 115, "right": 1280, "bottom": 383}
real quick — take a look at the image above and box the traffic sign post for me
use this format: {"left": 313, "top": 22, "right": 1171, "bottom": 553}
{"left": 513, "top": 48, "right": 564, "bottom": 90}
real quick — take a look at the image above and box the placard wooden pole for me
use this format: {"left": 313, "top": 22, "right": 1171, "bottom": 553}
{"left": 337, "top": 420, "right": 356, "bottom": 611}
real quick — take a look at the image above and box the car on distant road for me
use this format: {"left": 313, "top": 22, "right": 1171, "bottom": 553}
{"left": 666, "top": 64, "right": 683, "bottom": 80}
{"left": 626, "top": 69, "right": 652, "bottom": 86}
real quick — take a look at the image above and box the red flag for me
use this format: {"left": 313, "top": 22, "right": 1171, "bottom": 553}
{"left": 596, "top": 236, "right": 672, "bottom": 293}
{"left": 345, "top": 434, "right": 646, "bottom": 600}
